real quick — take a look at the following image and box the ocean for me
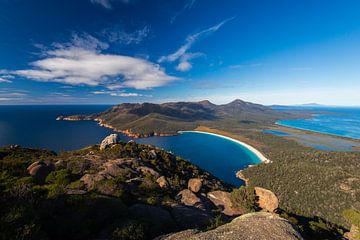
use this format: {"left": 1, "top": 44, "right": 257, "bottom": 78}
{"left": 274, "top": 106, "right": 360, "bottom": 140}
{"left": 0, "top": 105, "right": 260, "bottom": 186}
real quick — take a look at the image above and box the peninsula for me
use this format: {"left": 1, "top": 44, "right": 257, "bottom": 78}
{"left": 60, "top": 99, "right": 360, "bottom": 237}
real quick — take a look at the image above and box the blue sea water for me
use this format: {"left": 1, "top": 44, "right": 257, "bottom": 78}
{"left": 0, "top": 105, "right": 260, "bottom": 186}
{"left": 137, "top": 132, "right": 261, "bottom": 186}
{"left": 274, "top": 106, "right": 360, "bottom": 140}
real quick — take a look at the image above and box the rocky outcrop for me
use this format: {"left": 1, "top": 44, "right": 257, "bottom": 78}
{"left": 100, "top": 134, "right": 119, "bottom": 150}
{"left": 171, "top": 205, "right": 213, "bottom": 229}
{"left": 188, "top": 178, "right": 202, "bottom": 193}
{"left": 27, "top": 161, "right": 55, "bottom": 183}
{"left": 158, "top": 212, "right": 303, "bottom": 240}
{"left": 149, "top": 150, "right": 157, "bottom": 159}
{"left": 157, "top": 176, "right": 169, "bottom": 188}
{"left": 138, "top": 166, "right": 160, "bottom": 178}
{"left": 344, "top": 225, "right": 359, "bottom": 240}
{"left": 255, "top": 187, "right": 279, "bottom": 212}
{"left": 177, "top": 189, "right": 203, "bottom": 209}
{"left": 80, "top": 173, "right": 105, "bottom": 189}
{"left": 207, "top": 190, "right": 244, "bottom": 216}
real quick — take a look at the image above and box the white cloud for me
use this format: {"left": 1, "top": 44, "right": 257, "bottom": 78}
{"left": 0, "top": 77, "right": 12, "bottom": 83}
{"left": 92, "top": 90, "right": 142, "bottom": 97}
{"left": 0, "top": 73, "right": 14, "bottom": 83}
{"left": 159, "top": 17, "right": 234, "bottom": 71}
{"left": 176, "top": 61, "right": 192, "bottom": 72}
{"left": 104, "top": 26, "right": 149, "bottom": 45}
{"left": 3, "top": 35, "right": 178, "bottom": 90}
{"left": 176, "top": 52, "right": 204, "bottom": 72}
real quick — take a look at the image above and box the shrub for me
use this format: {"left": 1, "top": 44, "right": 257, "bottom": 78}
{"left": 111, "top": 221, "right": 146, "bottom": 240}
{"left": 230, "top": 186, "right": 259, "bottom": 213}
{"left": 45, "top": 169, "right": 72, "bottom": 186}
{"left": 343, "top": 208, "right": 360, "bottom": 239}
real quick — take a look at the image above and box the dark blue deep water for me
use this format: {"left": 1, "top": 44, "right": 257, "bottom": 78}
{"left": 0, "top": 105, "right": 261, "bottom": 186}
{"left": 274, "top": 106, "right": 360, "bottom": 140}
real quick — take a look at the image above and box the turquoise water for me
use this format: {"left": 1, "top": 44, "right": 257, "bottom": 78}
{"left": 263, "top": 129, "right": 292, "bottom": 136}
{"left": 274, "top": 106, "right": 360, "bottom": 140}
{"left": 0, "top": 105, "right": 261, "bottom": 186}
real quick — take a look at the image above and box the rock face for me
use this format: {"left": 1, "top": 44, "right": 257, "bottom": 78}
{"left": 171, "top": 205, "right": 213, "bottom": 229}
{"left": 157, "top": 176, "right": 169, "bottom": 188}
{"left": 344, "top": 225, "right": 359, "bottom": 240}
{"left": 177, "top": 189, "right": 203, "bottom": 208}
{"left": 27, "top": 161, "right": 55, "bottom": 183}
{"left": 158, "top": 212, "right": 303, "bottom": 240}
{"left": 255, "top": 187, "right": 279, "bottom": 212}
{"left": 138, "top": 166, "right": 160, "bottom": 178}
{"left": 100, "top": 134, "right": 119, "bottom": 150}
{"left": 207, "top": 190, "right": 244, "bottom": 216}
{"left": 188, "top": 178, "right": 202, "bottom": 193}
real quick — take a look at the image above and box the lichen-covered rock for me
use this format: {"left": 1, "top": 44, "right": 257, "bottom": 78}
{"left": 157, "top": 176, "right": 169, "bottom": 188}
{"left": 188, "top": 178, "right": 202, "bottom": 193}
{"left": 27, "top": 161, "right": 55, "bottom": 183}
{"left": 100, "top": 134, "right": 119, "bottom": 150}
{"left": 177, "top": 189, "right": 203, "bottom": 208}
{"left": 207, "top": 190, "right": 244, "bottom": 216}
{"left": 344, "top": 225, "right": 360, "bottom": 240}
{"left": 80, "top": 173, "right": 105, "bottom": 189}
{"left": 255, "top": 187, "right": 279, "bottom": 212}
{"left": 137, "top": 166, "right": 160, "bottom": 178}
{"left": 158, "top": 212, "right": 303, "bottom": 240}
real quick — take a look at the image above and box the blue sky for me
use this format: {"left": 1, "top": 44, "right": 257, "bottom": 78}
{"left": 1, "top": 0, "right": 360, "bottom": 105}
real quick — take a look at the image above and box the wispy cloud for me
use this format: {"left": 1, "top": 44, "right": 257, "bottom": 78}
{"left": 229, "top": 63, "right": 263, "bottom": 69}
{"left": 0, "top": 77, "right": 12, "bottom": 83}
{"left": 0, "top": 98, "right": 18, "bottom": 101}
{"left": 0, "top": 73, "right": 14, "bottom": 83}
{"left": 103, "top": 26, "right": 149, "bottom": 45}
{"left": 171, "top": 0, "right": 197, "bottom": 24}
{"left": 92, "top": 90, "right": 143, "bottom": 97}
{"left": 1, "top": 34, "right": 178, "bottom": 90}
{"left": 90, "top": 0, "right": 132, "bottom": 9}
{"left": 159, "top": 17, "right": 234, "bottom": 72}
{"left": 0, "top": 91, "right": 27, "bottom": 102}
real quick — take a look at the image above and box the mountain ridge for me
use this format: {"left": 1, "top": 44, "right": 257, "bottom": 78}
{"left": 59, "top": 99, "right": 297, "bottom": 138}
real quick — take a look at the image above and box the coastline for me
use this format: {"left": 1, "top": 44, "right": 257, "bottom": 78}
{"left": 276, "top": 121, "right": 360, "bottom": 141}
{"left": 178, "top": 130, "right": 270, "bottom": 164}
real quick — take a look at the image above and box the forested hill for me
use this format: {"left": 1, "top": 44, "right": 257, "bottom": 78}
{"left": 60, "top": 99, "right": 299, "bottom": 137}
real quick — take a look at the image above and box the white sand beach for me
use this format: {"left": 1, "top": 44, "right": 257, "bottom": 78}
{"left": 178, "top": 130, "right": 271, "bottom": 164}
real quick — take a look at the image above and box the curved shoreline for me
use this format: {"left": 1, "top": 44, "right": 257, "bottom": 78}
{"left": 178, "top": 130, "right": 270, "bottom": 164}
{"left": 276, "top": 122, "right": 360, "bottom": 141}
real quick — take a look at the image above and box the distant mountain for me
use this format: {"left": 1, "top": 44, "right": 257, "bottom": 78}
{"left": 298, "top": 103, "right": 324, "bottom": 107}
{"left": 62, "top": 99, "right": 296, "bottom": 137}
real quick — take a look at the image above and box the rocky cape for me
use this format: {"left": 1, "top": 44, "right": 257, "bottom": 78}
{"left": 57, "top": 99, "right": 297, "bottom": 138}
{"left": 0, "top": 134, "right": 303, "bottom": 240}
